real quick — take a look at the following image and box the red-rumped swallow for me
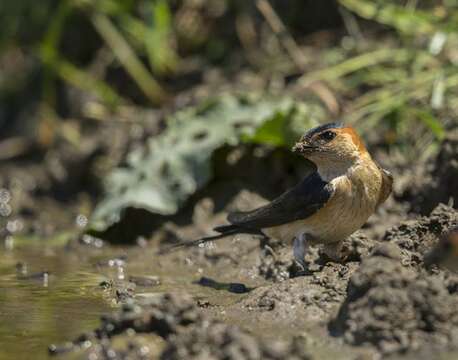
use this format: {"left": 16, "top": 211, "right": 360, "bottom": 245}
{"left": 164, "top": 123, "right": 393, "bottom": 268}
{"left": 424, "top": 226, "right": 458, "bottom": 272}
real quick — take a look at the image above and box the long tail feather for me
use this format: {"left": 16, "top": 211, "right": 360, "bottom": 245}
{"left": 157, "top": 225, "right": 265, "bottom": 255}
{"left": 157, "top": 228, "right": 240, "bottom": 255}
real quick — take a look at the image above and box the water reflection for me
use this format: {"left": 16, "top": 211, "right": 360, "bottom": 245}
{"left": 0, "top": 243, "right": 113, "bottom": 360}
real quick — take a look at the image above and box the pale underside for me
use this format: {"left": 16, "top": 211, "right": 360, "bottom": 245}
{"left": 263, "top": 159, "right": 384, "bottom": 248}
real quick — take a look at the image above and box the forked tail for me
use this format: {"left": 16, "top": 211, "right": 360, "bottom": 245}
{"left": 157, "top": 224, "right": 264, "bottom": 254}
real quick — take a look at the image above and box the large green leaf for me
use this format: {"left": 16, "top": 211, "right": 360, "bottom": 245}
{"left": 90, "top": 94, "right": 324, "bottom": 231}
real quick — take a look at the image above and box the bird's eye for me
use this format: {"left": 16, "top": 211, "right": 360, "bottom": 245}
{"left": 319, "top": 131, "right": 336, "bottom": 141}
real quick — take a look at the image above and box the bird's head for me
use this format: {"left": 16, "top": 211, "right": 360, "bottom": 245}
{"left": 424, "top": 226, "right": 458, "bottom": 272}
{"left": 292, "top": 123, "right": 368, "bottom": 177}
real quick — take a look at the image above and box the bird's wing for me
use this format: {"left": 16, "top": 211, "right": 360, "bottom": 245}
{"left": 226, "top": 172, "right": 334, "bottom": 230}
{"left": 377, "top": 167, "right": 393, "bottom": 207}
{"left": 161, "top": 172, "right": 333, "bottom": 253}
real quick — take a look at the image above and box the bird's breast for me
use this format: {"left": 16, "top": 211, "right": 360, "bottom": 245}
{"left": 306, "top": 176, "right": 377, "bottom": 241}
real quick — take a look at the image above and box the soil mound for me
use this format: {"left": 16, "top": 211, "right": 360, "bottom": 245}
{"left": 383, "top": 204, "right": 457, "bottom": 267}
{"left": 331, "top": 243, "right": 458, "bottom": 354}
{"left": 410, "top": 131, "right": 458, "bottom": 214}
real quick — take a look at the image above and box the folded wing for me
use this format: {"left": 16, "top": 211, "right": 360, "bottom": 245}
{"left": 219, "top": 172, "right": 334, "bottom": 232}
{"left": 162, "top": 172, "right": 334, "bottom": 253}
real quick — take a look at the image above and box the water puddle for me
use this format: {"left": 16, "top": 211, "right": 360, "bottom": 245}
{"left": 0, "top": 242, "right": 113, "bottom": 360}
{"left": 0, "top": 237, "right": 251, "bottom": 359}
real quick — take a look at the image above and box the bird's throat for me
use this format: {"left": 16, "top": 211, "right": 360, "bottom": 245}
{"left": 316, "top": 159, "right": 356, "bottom": 182}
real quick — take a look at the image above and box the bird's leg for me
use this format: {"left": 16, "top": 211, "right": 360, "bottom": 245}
{"left": 293, "top": 233, "right": 308, "bottom": 271}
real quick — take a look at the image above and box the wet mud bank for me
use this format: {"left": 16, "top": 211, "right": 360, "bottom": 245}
{"left": 4, "top": 133, "right": 456, "bottom": 359}
{"left": 52, "top": 152, "right": 457, "bottom": 359}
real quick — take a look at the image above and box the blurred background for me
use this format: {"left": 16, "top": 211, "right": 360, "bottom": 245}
{"left": 0, "top": 1, "right": 457, "bottom": 359}
{"left": 1, "top": 0, "right": 457, "bottom": 240}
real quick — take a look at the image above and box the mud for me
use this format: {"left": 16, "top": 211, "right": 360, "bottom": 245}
{"left": 4, "top": 130, "right": 458, "bottom": 359}
{"left": 405, "top": 129, "right": 458, "bottom": 214}
{"left": 330, "top": 204, "right": 458, "bottom": 355}
{"left": 383, "top": 204, "right": 458, "bottom": 268}
{"left": 0, "top": 116, "right": 161, "bottom": 237}
{"left": 51, "top": 294, "right": 311, "bottom": 360}
{"left": 161, "top": 323, "right": 311, "bottom": 360}
{"left": 53, "top": 203, "right": 455, "bottom": 358}
{"left": 331, "top": 244, "right": 458, "bottom": 355}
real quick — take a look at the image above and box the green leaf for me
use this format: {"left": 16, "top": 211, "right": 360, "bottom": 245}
{"left": 90, "top": 94, "right": 323, "bottom": 232}
{"left": 244, "top": 112, "right": 290, "bottom": 147}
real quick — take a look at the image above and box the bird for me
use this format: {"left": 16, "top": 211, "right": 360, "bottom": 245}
{"left": 424, "top": 226, "right": 458, "bottom": 272}
{"left": 162, "top": 122, "right": 393, "bottom": 269}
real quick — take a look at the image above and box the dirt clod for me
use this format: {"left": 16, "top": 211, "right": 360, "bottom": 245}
{"left": 331, "top": 253, "right": 458, "bottom": 354}
{"left": 411, "top": 131, "right": 458, "bottom": 214}
{"left": 258, "top": 247, "right": 294, "bottom": 282}
{"left": 99, "top": 293, "right": 202, "bottom": 338}
{"left": 60, "top": 293, "right": 311, "bottom": 359}
{"left": 161, "top": 322, "right": 311, "bottom": 360}
{"left": 383, "top": 204, "right": 458, "bottom": 267}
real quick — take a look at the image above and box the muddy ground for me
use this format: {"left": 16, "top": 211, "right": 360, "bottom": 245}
{"left": 2, "top": 1, "right": 457, "bottom": 359}
{"left": 33, "top": 130, "right": 457, "bottom": 360}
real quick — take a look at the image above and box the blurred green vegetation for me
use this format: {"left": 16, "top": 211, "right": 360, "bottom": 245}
{"left": 1, "top": 2, "right": 456, "bottom": 355}
{"left": 0, "top": 0, "right": 458, "bottom": 138}
{"left": 0, "top": 0, "right": 456, "bottom": 229}
{"left": 0, "top": 0, "right": 457, "bottom": 178}
{"left": 90, "top": 93, "right": 325, "bottom": 231}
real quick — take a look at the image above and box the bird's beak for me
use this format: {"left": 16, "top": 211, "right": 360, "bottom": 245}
{"left": 292, "top": 141, "right": 317, "bottom": 155}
